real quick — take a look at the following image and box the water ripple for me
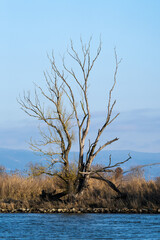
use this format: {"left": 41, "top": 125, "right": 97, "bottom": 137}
{"left": 0, "top": 213, "right": 160, "bottom": 239}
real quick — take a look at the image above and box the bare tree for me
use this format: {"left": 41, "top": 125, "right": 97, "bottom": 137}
{"left": 18, "top": 38, "right": 131, "bottom": 199}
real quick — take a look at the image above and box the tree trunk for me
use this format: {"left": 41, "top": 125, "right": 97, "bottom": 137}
{"left": 75, "top": 173, "right": 125, "bottom": 198}
{"left": 74, "top": 175, "right": 90, "bottom": 197}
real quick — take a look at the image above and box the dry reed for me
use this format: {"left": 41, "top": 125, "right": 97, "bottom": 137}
{"left": 0, "top": 170, "right": 159, "bottom": 210}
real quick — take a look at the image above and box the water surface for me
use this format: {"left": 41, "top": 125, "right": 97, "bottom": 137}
{"left": 0, "top": 213, "right": 160, "bottom": 239}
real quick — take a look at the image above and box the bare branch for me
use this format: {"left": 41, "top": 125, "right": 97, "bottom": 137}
{"left": 85, "top": 49, "right": 121, "bottom": 171}
{"left": 80, "top": 154, "right": 131, "bottom": 176}
{"left": 123, "top": 162, "right": 160, "bottom": 175}
{"left": 93, "top": 137, "right": 119, "bottom": 158}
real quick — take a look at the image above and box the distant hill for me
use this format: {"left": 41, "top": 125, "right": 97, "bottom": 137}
{"left": 0, "top": 148, "right": 159, "bottom": 178}
{"left": 0, "top": 148, "right": 43, "bottom": 172}
{"left": 92, "top": 150, "right": 160, "bottom": 179}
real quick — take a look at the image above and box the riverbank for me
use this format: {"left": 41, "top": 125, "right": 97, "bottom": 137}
{"left": 0, "top": 207, "right": 160, "bottom": 214}
{"left": 0, "top": 169, "right": 160, "bottom": 212}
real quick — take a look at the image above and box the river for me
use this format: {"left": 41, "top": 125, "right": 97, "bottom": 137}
{"left": 0, "top": 213, "right": 160, "bottom": 239}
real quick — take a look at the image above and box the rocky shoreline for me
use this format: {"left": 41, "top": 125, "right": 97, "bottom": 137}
{"left": 0, "top": 207, "right": 160, "bottom": 214}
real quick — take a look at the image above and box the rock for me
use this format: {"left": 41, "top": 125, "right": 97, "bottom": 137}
{"left": 117, "top": 209, "right": 122, "bottom": 213}
{"left": 62, "top": 209, "right": 67, "bottom": 213}
{"left": 11, "top": 209, "right": 17, "bottom": 213}
{"left": 21, "top": 208, "right": 26, "bottom": 212}
{"left": 39, "top": 208, "right": 45, "bottom": 213}
{"left": 1, "top": 209, "right": 7, "bottom": 213}
{"left": 101, "top": 208, "right": 105, "bottom": 213}
{"left": 17, "top": 208, "right": 26, "bottom": 213}
{"left": 142, "top": 208, "right": 148, "bottom": 213}
{"left": 130, "top": 209, "right": 137, "bottom": 213}
{"left": 86, "top": 208, "right": 92, "bottom": 213}
{"left": 79, "top": 208, "right": 85, "bottom": 213}
{"left": 58, "top": 209, "right": 63, "bottom": 213}
{"left": 104, "top": 208, "right": 109, "bottom": 213}
{"left": 93, "top": 208, "right": 102, "bottom": 213}
{"left": 72, "top": 208, "right": 76, "bottom": 213}
{"left": 50, "top": 208, "right": 56, "bottom": 213}
{"left": 122, "top": 208, "right": 130, "bottom": 213}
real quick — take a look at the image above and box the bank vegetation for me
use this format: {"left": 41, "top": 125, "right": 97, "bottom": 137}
{"left": 0, "top": 165, "right": 159, "bottom": 212}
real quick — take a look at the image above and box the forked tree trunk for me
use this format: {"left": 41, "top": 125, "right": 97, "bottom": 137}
{"left": 75, "top": 173, "right": 124, "bottom": 198}
{"left": 74, "top": 175, "right": 90, "bottom": 197}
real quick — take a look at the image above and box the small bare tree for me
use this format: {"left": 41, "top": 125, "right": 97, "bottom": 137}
{"left": 18, "top": 38, "right": 131, "bottom": 199}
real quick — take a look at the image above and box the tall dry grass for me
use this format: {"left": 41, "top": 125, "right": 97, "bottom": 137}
{"left": 0, "top": 173, "right": 59, "bottom": 209}
{"left": 0, "top": 169, "right": 159, "bottom": 210}
{"left": 120, "top": 176, "right": 160, "bottom": 208}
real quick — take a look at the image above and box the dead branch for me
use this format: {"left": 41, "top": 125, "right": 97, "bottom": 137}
{"left": 80, "top": 154, "right": 131, "bottom": 176}
{"left": 123, "top": 162, "right": 160, "bottom": 175}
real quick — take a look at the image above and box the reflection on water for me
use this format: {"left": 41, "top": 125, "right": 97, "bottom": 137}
{"left": 0, "top": 213, "right": 160, "bottom": 239}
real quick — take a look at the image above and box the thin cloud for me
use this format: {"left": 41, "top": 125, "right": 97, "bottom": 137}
{"left": 0, "top": 109, "right": 159, "bottom": 152}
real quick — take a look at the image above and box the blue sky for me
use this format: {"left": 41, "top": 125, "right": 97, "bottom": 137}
{"left": 1, "top": 0, "right": 160, "bottom": 152}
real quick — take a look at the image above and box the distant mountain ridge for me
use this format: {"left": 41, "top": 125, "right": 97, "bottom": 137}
{"left": 0, "top": 148, "right": 159, "bottom": 178}
{"left": 0, "top": 148, "right": 42, "bottom": 171}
